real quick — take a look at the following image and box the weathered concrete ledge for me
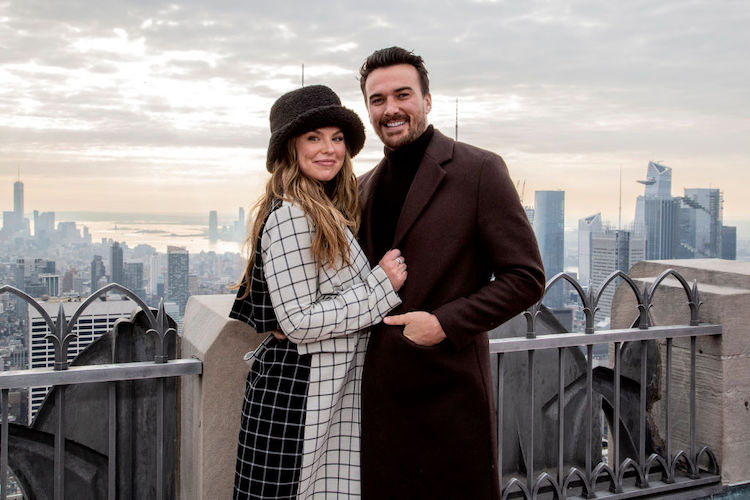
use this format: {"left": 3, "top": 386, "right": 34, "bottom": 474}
{"left": 178, "top": 294, "right": 266, "bottom": 499}
{"left": 612, "top": 259, "right": 750, "bottom": 486}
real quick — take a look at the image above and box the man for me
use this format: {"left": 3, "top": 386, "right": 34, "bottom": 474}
{"left": 357, "top": 47, "right": 545, "bottom": 499}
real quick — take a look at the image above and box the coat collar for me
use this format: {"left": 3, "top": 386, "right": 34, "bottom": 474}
{"left": 392, "top": 129, "right": 453, "bottom": 246}
{"left": 360, "top": 128, "right": 454, "bottom": 255}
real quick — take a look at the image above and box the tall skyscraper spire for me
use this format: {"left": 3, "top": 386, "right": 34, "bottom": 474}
{"left": 13, "top": 175, "right": 24, "bottom": 218}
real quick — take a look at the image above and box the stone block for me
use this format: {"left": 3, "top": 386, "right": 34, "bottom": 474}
{"left": 611, "top": 260, "right": 750, "bottom": 486}
{"left": 178, "top": 295, "right": 267, "bottom": 499}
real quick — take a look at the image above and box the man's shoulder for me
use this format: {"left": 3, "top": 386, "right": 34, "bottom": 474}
{"left": 429, "top": 128, "right": 504, "bottom": 166}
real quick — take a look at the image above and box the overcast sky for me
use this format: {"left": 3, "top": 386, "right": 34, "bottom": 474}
{"left": 1, "top": 0, "right": 749, "bottom": 230}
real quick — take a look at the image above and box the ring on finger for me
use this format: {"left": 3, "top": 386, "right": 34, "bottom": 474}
{"left": 395, "top": 257, "right": 403, "bottom": 265}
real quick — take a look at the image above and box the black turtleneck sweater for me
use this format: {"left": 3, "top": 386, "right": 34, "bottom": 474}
{"left": 372, "top": 125, "right": 435, "bottom": 259}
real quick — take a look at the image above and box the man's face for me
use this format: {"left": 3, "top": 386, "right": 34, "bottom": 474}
{"left": 364, "top": 64, "right": 432, "bottom": 149}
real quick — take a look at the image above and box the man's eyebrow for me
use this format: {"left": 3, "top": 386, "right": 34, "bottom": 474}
{"left": 368, "top": 86, "right": 415, "bottom": 100}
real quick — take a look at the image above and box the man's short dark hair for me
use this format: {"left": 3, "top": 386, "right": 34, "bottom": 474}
{"left": 359, "top": 46, "right": 430, "bottom": 97}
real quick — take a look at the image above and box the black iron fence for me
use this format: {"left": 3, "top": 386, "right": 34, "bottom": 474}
{"left": 491, "top": 269, "right": 721, "bottom": 499}
{"left": 0, "top": 267, "right": 723, "bottom": 499}
{"left": 0, "top": 284, "right": 202, "bottom": 500}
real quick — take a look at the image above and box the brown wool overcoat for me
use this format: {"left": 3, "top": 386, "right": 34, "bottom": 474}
{"left": 358, "top": 129, "right": 546, "bottom": 499}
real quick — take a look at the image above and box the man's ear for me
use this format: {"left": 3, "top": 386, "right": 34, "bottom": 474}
{"left": 424, "top": 92, "right": 432, "bottom": 114}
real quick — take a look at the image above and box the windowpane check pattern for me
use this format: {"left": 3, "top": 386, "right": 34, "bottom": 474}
{"left": 233, "top": 201, "right": 401, "bottom": 499}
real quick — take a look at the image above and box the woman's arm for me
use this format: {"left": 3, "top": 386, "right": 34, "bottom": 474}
{"left": 262, "top": 203, "right": 401, "bottom": 344}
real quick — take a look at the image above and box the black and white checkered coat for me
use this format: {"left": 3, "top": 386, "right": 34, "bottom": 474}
{"left": 236, "top": 200, "right": 401, "bottom": 498}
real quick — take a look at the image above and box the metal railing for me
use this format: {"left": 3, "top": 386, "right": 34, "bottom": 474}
{"left": 491, "top": 269, "right": 722, "bottom": 499}
{"left": 0, "top": 284, "right": 203, "bottom": 500}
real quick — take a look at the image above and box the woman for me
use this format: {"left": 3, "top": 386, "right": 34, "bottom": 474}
{"left": 229, "top": 85, "right": 407, "bottom": 499}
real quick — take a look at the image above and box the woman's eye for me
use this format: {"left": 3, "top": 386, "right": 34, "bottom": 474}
{"left": 306, "top": 135, "right": 319, "bottom": 141}
{"left": 332, "top": 136, "right": 344, "bottom": 142}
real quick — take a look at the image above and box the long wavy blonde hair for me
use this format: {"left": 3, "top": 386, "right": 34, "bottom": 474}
{"left": 237, "top": 138, "right": 360, "bottom": 298}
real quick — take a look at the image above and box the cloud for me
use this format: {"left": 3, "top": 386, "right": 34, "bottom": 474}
{"left": 1, "top": 0, "right": 749, "bottom": 225}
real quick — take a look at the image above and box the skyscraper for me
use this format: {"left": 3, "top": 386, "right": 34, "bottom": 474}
{"left": 590, "top": 229, "right": 645, "bottom": 320}
{"left": 111, "top": 242, "right": 124, "bottom": 285}
{"left": 677, "top": 188, "right": 722, "bottom": 258}
{"left": 91, "top": 255, "right": 106, "bottom": 292}
{"left": 209, "top": 211, "right": 219, "bottom": 242}
{"left": 534, "top": 190, "right": 565, "bottom": 307}
{"left": 578, "top": 213, "right": 603, "bottom": 288}
{"left": 634, "top": 161, "right": 679, "bottom": 260}
{"left": 125, "top": 262, "right": 146, "bottom": 299}
{"left": 2, "top": 178, "right": 26, "bottom": 235}
{"left": 238, "top": 207, "right": 245, "bottom": 228}
{"left": 148, "top": 254, "right": 161, "bottom": 298}
{"left": 721, "top": 226, "right": 737, "bottom": 260}
{"left": 33, "top": 210, "right": 55, "bottom": 238}
{"left": 13, "top": 179, "right": 23, "bottom": 220}
{"left": 167, "top": 246, "right": 189, "bottom": 315}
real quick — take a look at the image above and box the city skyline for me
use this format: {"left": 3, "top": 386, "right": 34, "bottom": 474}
{"left": 1, "top": 1, "right": 749, "bottom": 228}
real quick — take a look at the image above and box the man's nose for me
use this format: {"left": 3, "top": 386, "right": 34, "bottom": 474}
{"left": 384, "top": 97, "right": 399, "bottom": 116}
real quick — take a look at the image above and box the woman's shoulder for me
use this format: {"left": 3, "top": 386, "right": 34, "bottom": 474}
{"left": 263, "top": 199, "right": 312, "bottom": 234}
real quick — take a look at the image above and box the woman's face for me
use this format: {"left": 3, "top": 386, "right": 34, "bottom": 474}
{"left": 295, "top": 126, "right": 346, "bottom": 182}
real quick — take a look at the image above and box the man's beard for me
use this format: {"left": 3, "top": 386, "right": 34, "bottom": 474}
{"left": 377, "top": 113, "right": 428, "bottom": 149}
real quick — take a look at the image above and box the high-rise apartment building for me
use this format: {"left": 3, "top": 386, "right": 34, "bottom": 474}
{"left": 125, "top": 262, "right": 146, "bottom": 299}
{"left": 534, "top": 190, "right": 565, "bottom": 307}
{"left": 167, "top": 246, "right": 189, "bottom": 315}
{"left": 111, "top": 242, "right": 124, "bottom": 285}
{"left": 27, "top": 297, "right": 137, "bottom": 421}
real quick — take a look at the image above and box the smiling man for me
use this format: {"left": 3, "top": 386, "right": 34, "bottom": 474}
{"left": 356, "top": 47, "right": 546, "bottom": 499}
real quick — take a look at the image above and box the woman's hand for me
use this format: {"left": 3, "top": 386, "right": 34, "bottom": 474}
{"left": 379, "top": 249, "right": 407, "bottom": 292}
{"left": 270, "top": 329, "right": 287, "bottom": 341}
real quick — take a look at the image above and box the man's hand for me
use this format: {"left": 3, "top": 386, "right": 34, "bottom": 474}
{"left": 383, "top": 311, "right": 446, "bottom": 346}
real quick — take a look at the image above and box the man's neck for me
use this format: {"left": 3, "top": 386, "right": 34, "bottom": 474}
{"left": 384, "top": 125, "right": 434, "bottom": 162}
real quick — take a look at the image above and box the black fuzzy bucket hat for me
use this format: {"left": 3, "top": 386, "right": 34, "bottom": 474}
{"left": 266, "top": 85, "right": 366, "bottom": 172}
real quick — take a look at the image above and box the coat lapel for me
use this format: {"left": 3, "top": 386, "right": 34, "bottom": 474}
{"left": 392, "top": 130, "right": 453, "bottom": 246}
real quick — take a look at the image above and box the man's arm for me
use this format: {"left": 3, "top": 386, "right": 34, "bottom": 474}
{"left": 386, "top": 153, "right": 545, "bottom": 349}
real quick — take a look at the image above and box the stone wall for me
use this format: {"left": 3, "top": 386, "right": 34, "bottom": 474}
{"left": 611, "top": 259, "right": 750, "bottom": 485}
{"left": 178, "top": 295, "right": 266, "bottom": 499}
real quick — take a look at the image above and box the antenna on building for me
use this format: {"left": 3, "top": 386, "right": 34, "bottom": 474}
{"left": 301, "top": 63, "right": 305, "bottom": 87}
{"left": 455, "top": 98, "right": 458, "bottom": 141}
{"left": 618, "top": 166, "right": 622, "bottom": 230}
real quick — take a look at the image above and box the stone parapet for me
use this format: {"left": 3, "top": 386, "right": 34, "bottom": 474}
{"left": 178, "top": 295, "right": 266, "bottom": 499}
{"left": 611, "top": 259, "right": 750, "bottom": 486}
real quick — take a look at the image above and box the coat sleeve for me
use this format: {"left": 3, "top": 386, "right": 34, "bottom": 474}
{"left": 262, "top": 203, "right": 401, "bottom": 345}
{"left": 432, "top": 153, "right": 546, "bottom": 350}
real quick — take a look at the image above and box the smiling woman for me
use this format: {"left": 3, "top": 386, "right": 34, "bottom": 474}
{"left": 295, "top": 126, "right": 346, "bottom": 182}
{"left": 228, "top": 84, "right": 407, "bottom": 499}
